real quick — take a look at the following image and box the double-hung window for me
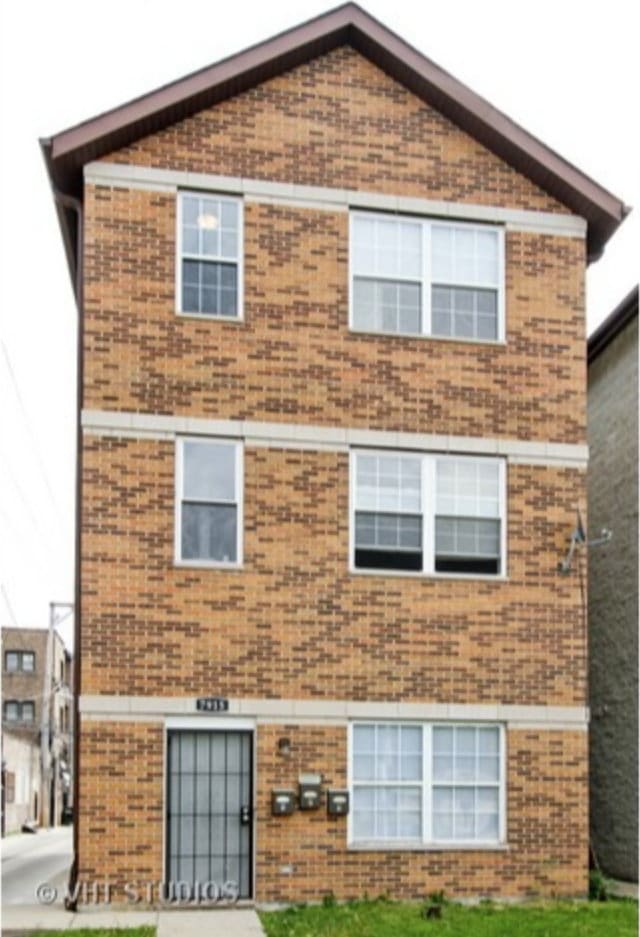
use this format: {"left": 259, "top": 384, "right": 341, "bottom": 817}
{"left": 350, "top": 213, "right": 504, "bottom": 341}
{"left": 176, "top": 438, "right": 243, "bottom": 566}
{"left": 178, "top": 192, "right": 242, "bottom": 318}
{"left": 5, "top": 650, "right": 35, "bottom": 673}
{"left": 3, "top": 700, "right": 35, "bottom": 723}
{"left": 435, "top": 459, "right": 502, "bottom": 575}
{"left": 352, "top": 451, "right": 505, "bottom": 577}
{"left": 350, "top": 723, "right": 504, "bottom": 847}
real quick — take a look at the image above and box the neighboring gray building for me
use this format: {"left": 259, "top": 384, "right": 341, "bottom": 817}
{"left": 587, "top": 285, "right": 638, "bottom": 883}
{"left": 1, "top": 627, "right": 73, "bottom": 831}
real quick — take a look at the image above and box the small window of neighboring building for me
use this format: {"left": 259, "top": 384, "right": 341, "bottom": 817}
{"left": 4, "top": 700, "right": 19, "bottom": 721}
{"left": 4, "top": 700, "right": 36, "bottom": 723}
{"left": 176, "top": 438, "right": 243, "bottom": 567}
{"left": 350, "top": 213, "right": 504, "bottom": 342}
{"left": 351, "top": 451, "right": 505, "bottom": 578}
{"left": 177, "top": 192, "right": 243, "bottom": 319}
{"left": 5, "top": 651, "right": 35, "bottom": 673}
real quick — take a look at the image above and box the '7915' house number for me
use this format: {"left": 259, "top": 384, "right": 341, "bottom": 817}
{"left": 196, "top": 697, "right": 229, "bottom": 712}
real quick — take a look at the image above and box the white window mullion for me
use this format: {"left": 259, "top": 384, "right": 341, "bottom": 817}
{"left": 499, "top": 724, "right": 507, "bottom": 844}
{"left": 423, "top": 456, "right": 435, "bottom": 574}
{"left": 175, "top": 190, "right": 183, "bottom": 316}
{"left": 348, "top": 450, "right": 355, "bottom": 573}
{"left": 497, "top": 226, "right": 506, "bottom": 342}
{"left": 236, "top": 442, "right": 244, "bottom": 567}
{"left": 499, "top": 458, "right": 507, "bottom": 577}
{"left": 422, "top": 221, "right": 431, "bottom": 336}
{"left": 174, "top": 438, "right": 184, "bottom": 564}
{"left": 423, "top": 724, "right": 432, "bottom": 844}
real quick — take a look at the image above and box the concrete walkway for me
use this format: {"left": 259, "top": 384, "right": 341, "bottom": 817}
{"left": 1, "top": 905, "right": 265, "bottom": 935}
{"left": 609, "top": 878, "right": 638, "bottom": 899}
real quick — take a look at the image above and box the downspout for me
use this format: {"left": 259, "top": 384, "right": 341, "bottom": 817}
{"left": 50, "top": 186, "right": 84, "bottom": 911}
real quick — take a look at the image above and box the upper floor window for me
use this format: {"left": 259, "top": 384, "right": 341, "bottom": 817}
{"left": 175, "top": 438, "right": 243, "bottom": 567}
{"left": 5, "top": 651, "right": 35, "bottom": 673}
{"left": 3, "top": 700, "right": 35, "bottom": 723}
{"left": 177, "top": 192, "right": 243, "bottom": 319}
{"left": 350, "top": 213, "right": 504, "bottom": 342}
{"left": 351, "top": 451, "right": 505, "bottom": 577}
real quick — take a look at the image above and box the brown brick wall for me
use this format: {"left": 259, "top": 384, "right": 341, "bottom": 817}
{"left": 2, "top": 629, "right": 69, "bottom": 730}
{"left": 80, "top": 438, "right": 586, "bottom": 707}
{"left": 75, "top": 721, "right": 588, "bottom": 901}
{"left": 83, "top": 190, "right": 586, "bottom": 444}
{"left": 76, "top": 41, "right": 589, "bottom": 901}
{"left": 106, "top": 47, "right": 565, "bottom": 214}
{"left": 256, "top": 724, "right": 588, "bottom": 901}
{"left": 77, "top": 720, "right": 164, "bottom": 886}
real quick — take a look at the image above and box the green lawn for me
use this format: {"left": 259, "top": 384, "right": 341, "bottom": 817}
{"left": 260, "top": 897, "right": 638, "bottom": 937}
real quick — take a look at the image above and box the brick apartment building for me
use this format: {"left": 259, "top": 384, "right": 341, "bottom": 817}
{"left": 42, "top": 4, "right": 627, "bottom": 903}
{"left": 1, "top": 627, "right": 73, "bottom": 831}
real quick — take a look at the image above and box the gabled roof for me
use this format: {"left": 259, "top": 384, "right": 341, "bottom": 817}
{"left": 42, "top": 1, "right": 629, "bottom": 286}
{"left": 588, "top": 285, "right": 639, "bottom": 363}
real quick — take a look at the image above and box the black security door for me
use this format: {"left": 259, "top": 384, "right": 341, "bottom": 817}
{"left": 167, "top": 730, "right": 253, "bottom": 898}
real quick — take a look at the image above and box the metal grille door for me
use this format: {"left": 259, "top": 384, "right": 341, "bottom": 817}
{"left": 167, "top": 730, "right": 253, "bottom": 898}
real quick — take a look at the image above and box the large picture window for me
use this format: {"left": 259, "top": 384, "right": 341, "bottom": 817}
{"left": 350, "top": 213, "right": 504, "bottom": 341}
{"left": 176, "top": 439, "right": 243, "bottom": 566}
{"left": 350, "top": 723, "right": 504, "bottom": 847}
{"left": 351, "top": 451, "right": 505, "bottom": 577}
{"left": 178, "top": 193, "right": 242, "bottom": 318}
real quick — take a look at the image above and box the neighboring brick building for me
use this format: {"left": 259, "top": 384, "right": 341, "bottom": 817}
{"left": 1, "top": 627, "right": 73, "bottom": 830}
{"left": 42, "top": 4, "right": 627, "bottom": 903}
{"left": 587, "top": 286, "right": 638, "bottom": 884}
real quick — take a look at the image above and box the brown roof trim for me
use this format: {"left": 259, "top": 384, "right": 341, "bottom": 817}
{"left": 43, "top": 1, "right": 628, "bottom": 275}
{"left": 588, "top": 285, "right": 639, "bottom": 363}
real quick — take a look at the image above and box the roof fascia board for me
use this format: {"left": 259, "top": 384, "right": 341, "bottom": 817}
{"left": 48, "top": 3, "right": 624, "bottom": 228}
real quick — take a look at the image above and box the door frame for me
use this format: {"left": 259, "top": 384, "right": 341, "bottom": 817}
{"left": 164, "top": 717, "right": 256, "bottom": 902}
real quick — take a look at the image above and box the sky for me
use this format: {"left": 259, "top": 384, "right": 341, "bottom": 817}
{"left": 0, "top": 0, "right": 637, "bottom": 648}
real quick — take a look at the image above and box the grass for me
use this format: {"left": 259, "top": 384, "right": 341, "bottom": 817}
{"left": 260, "top": 896, "right": 639, "bottom": 937}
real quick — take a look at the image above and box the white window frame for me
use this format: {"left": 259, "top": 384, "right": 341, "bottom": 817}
{"left": 174, "top": 437, "right": 244, "bottom": 569}
{"left": 349, "top": 212, "right": 505, "bottom": 343}
{"left": 349, "top": 449, "right": 507, "bottom": 580}
{"left": 176, "top": 191, "right": 244, "bottom": 321}
{"left": 347, "top": 721, "right": 507, "bottom": 850}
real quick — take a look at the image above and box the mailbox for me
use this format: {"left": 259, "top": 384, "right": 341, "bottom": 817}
{"left": 298, "top": 773, "right": 322, "bottom": 811}
{"left": 327, "top": 790, "right": 350, "bottom": 817}
{"left": 271, "top": 789, "right": 295, "bottom": 816}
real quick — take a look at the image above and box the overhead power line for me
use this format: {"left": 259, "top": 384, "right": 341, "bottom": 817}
{"left": 1, "top": 339, "right": 63, "bottom": 525}
{"left": 1, "top": 583, "right": 20, "bottom": 628}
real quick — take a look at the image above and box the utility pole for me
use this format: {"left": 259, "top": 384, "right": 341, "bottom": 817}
{"left": 40, "top": 602, "right": 73, "bottom": 827}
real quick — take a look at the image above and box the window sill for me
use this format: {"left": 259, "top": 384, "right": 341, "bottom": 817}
{"left": 349, "top": 327, "right": 506, "bottom": 347}
{"left": 348, "top": 840, "right": 509, "bottom": 852}
{"left": 176, "top": 309, "right": 245, "bottom": 323}
{"left": 174, "top": 560, "right": 244, "bottom": 571}
{"left": 349, "top": 567, "right": 508, "bottom": 583}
